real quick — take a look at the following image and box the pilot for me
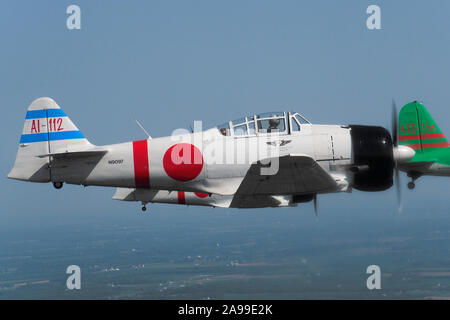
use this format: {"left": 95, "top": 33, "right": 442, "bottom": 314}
{"left": 267, "top": 117, "right": 280, "bottom": 133}
{"left": 220, "top": 127, "right": 227, "bottom": 136}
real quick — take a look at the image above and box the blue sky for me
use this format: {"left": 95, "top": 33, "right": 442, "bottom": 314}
{"left": 2, "top": 1, "right": 450, "bottom": 228}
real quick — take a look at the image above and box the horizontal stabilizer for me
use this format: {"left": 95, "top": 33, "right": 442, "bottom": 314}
{"left": 113, "top": 188, "right": 136, "bottom": 201}
{"left": 36, "top": 150, "right": 108, "bottom": 159}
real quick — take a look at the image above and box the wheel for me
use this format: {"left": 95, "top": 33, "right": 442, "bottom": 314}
{"left": 53, "top": 182, "right": 63, "bottom": 189}
{"left": 141, "top": 206, "right": 147, "bottom": 212}
{"left": 407, "top": 181, "right": 415, "bottom": 190}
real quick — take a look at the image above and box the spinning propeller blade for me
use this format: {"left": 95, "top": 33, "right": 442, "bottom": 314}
{"left": 391, "top": 100, "right": 402, "bottom": 214}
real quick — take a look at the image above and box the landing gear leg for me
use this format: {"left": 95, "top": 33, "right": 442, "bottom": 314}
{"left": 407, "top": 171, "right": 421, "bottom": 190}
{"left": 53, "top": 182, "right": 63, "bottom": 189}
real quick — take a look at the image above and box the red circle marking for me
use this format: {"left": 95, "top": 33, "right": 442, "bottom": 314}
{"left": 163, "top": 143, "right": 203, "bottom": 181}
{"left": 194, "top": 192, "right": 208, "bottom": 198}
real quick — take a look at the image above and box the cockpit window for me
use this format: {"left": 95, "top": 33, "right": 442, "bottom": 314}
{"left": 234, "top": 124, "right": 248, "bottom": 136}
{"left": 256, "top": 111, "right": 285, "bottom": 118}
{"left": 294, "top": 113, "right": 310, "bottom": 125}
{"left": 248, "top": 121, "right": 256, "bottom": 135}
{"left": 230, "top": 116, "right": 257, "bottom": 136}
{"left": 256, "top": 112, "right": 286, "bottom": 134}
{"left": 291, "top": 116, "right": 301, "bottom": 132}
{"left": 233, "top": 117, "right": 246, "bottom": 126}
{"left": 257, "top": 118, "right": 286, "bottom": 133}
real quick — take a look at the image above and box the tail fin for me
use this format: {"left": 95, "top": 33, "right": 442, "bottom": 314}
{"left": 398, "top": 101, "right": 449, "bottom": 154}
{"left": 8, "top": 97, "right": 92, "bottom": 182}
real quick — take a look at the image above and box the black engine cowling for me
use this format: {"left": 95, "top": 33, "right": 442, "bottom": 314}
{"left": 349, "top": 125, "right": 394, "bottom": 191}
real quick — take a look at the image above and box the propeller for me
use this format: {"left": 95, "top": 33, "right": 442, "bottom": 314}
{"left": 313, "top": 194, "right": 318, "bottom": 217}
{"left": 391, "top": 100, "right": 402, "bottom": 214}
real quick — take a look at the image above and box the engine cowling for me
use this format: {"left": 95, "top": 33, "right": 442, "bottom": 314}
{"left": 349, "top": 125, "right": 394, "bottom": 191}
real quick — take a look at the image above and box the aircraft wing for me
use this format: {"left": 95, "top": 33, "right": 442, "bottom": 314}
{"left": 399, "top": 161, "right": 433, "bottom": 172}
{"left": 231, "top": 154, "right": 338, "bottom": 197}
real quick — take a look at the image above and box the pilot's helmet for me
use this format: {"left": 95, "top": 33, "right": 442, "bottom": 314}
{"left": 269, "top": 115, "right": 280, "bottom": 127}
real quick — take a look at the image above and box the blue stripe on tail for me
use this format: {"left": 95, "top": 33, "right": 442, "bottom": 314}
{"left": 20, "top": 131, "right": 85, "bottom": 143}
{"left": 25, "top": 109, "right": 67, "bottom": 119}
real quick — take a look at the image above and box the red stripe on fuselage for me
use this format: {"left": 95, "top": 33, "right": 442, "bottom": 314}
{"left": 132, "top": 140, "right": 150, "bottom": 188}
{"left": 177, "top": 191, "right": 186, "bottom": 204}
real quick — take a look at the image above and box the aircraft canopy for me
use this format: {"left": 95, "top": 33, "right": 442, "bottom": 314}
{"left": 216, "top": 111, "right": 311, "bottom": 136}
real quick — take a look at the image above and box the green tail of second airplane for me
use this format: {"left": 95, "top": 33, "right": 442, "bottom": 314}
{"left": 399, "top": 101, "right": 450, "bottom": 166}
{"left": 397, "top": 101, "right": 450, "bottom": 189}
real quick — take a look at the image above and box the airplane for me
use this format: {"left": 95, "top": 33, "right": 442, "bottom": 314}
{"left": 7, "top": 97, "right": 443, "bottom": 212}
